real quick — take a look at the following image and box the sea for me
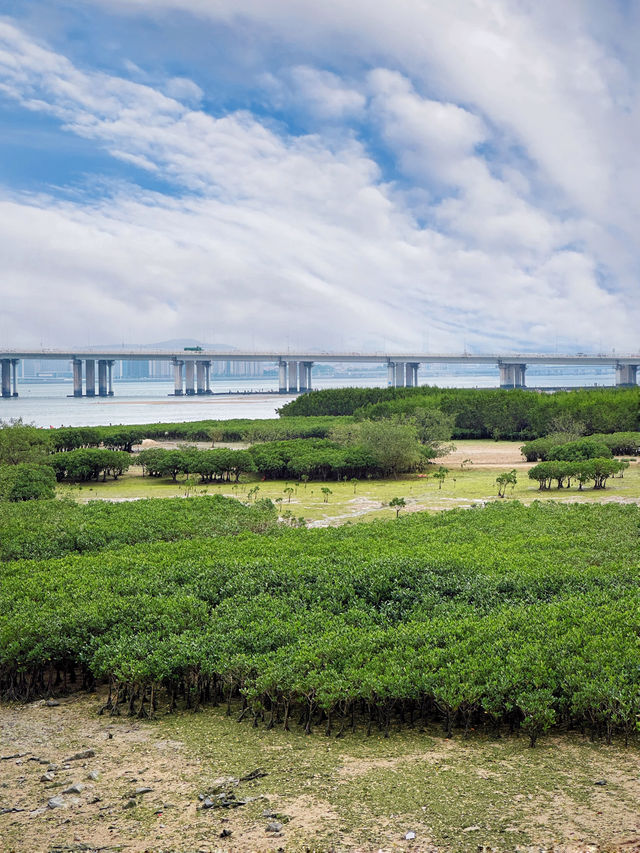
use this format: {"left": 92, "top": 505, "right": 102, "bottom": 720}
{"left": 0, "top": 368, "right": 620, "bottom": 429}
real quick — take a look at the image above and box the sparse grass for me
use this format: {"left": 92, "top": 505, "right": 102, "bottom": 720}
{"left": 153, "top": 700, "right": 640, "bottom": 851}
{"left": 2, "top": 686, "right": 639, "bottom": 852}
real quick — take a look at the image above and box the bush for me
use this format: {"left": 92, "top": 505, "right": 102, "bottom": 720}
{"left": 548, "top": 439, "right": 612, "bottom": 461}
{"left": 0, "top": 463, "right": 56, "bottom": 501}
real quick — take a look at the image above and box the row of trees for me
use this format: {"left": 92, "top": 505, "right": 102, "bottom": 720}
{"left": 49, "top": 417, "right": 342, "bottom": 451}
{"left": 280, "top": 387, "right": 640, "bottom": 440}
{"left": 522, "top": 431, "right": 640, "bottom": 461}
{"left": 48, "top": 449, "right": 131, "bottom": 482}
{"left": 528, "top": 458, "right": 627, "bottom": 490}
{"left": 137, "top": 448, "right": 256, "bottom": 482}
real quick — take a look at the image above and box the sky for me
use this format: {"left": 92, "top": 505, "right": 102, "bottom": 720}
{"left": 0, "top": 0, "right": 639, "bottom": 353}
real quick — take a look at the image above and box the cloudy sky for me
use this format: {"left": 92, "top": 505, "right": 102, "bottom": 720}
{"left": 0, "top": 0, "right": 638, "bottom": 353}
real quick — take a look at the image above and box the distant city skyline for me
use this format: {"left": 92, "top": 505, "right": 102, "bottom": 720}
{"left": 1, "top": 1, "right": 639, "bottom": 353}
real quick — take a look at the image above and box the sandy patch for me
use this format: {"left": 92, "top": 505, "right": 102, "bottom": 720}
{"left": 434, "top": 440, "right": 528, "bottom": 467}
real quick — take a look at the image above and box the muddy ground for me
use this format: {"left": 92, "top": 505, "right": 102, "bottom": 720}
{"left": 2, "top": 689, "right": 640, "bottom": 853}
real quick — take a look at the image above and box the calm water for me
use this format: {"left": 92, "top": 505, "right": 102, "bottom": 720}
{"left": 0, "top": 369, "right": 617, "bottom": 428}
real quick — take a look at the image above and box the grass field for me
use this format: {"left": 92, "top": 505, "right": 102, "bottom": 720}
{"left": 62, "top": 439, "right": 640, "bottom": 525}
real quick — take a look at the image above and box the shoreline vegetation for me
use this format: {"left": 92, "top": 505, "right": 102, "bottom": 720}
{"left": 1, "top": 384, "right": 640, "bottom": 851}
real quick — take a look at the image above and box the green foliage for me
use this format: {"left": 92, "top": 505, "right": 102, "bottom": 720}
{"left": 280, "top": 387, "right": 640, "bottom": 440}
{"left": 278, "top": 387, "right": 426, "bottom": 417}
{"left": 528, "top": 458, "right": 626, "bottom": 490}
{"left": 3, "top": 502, "right": 638, "bottom": 745}
{"left": 388, "top": 496, "right": 406, "bottom": 517}
{"left": 247, "top": 438, "right": 382, "bottom": 481}
{"left": 0, "top": 419, "right": 51, "bottom": 465}
{"left": 547, "top": 438, "right": 612, "bottom": 461}
{"left": 432, "top": 466, "right": 449, "bottom": 489}
{"left": 0, "top": 494, "right": 278, "bottom": 561}
{"left": 522, "top": 430, "right": 640, "bottom": 461}
{"left": 0, "top": 463, "right": 56, "bottom": 502}
{"left": 329, "top": 420, "right": 426, "bottom": 478}
{"left": 495, "top": 469, "right": 517, "bottom": 498}
{"left": 49, "top": 449, "right": 131, "bottom": 482}
{"left": 137, "top": 447, "right": 256, "bottom": 482}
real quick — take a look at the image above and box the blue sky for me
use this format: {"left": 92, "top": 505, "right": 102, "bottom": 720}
{"left": 0, "top": 0, "right": 638, "bottom": 352}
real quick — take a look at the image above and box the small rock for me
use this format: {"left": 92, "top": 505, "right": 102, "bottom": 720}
{"left": 198, "top": 793, "right": 205, "bottom": 801}
{"left": 462, "top": 825, "right": 481, "bottom": 832}
{"left": 63, "top": 783, "right": 85, "bottom": 794}
{"left": 87, "top": 770, "right": 100, "bottom": 781}
{"left": 38, "top": 759, "right": 50, "bottom": 765}
{"left": 211, "top": 775, "right": 239, "bottom": 789}
{"left": 40, "top": 772, "right": 55, "bottom": 782}
{"left": 30, "top": 807, "right": 47, "bottom": 817}
{"left": 45, "top": 699, "right": 60, "bottom": 707}
{"left": 202, "top": 797, "right": 214, "bottom": 809}
{"left": 263, "top": 810, "right": 278, "bottom": 818}
{"left": 266, "top": 821, "right": 283, "bottom": 833}
{"left": 47, "top": 764, "right": 59, "bottom": 772}
{"left": 405, "top": 831, "right": 416, "bottom": 840}
{"left": 47, "top": 797, "right": 65, "bottom": 809}
{"left": 594, "top": 779, "right": 607, "bottom": 786}
{"left": 220, "top": 829, "right": 233, "bottom": 838}
{"left": 88, "top": 796, "right": 101, "bottom": 804}
{"left": 134, "top": 786, "right": 153, "bottom": 795}
{"left": 64, "top": 749, "right": 95, "bottom": 762}
{"left": 240, "top": 768, "right": 267, "bottom": 781}
{"left": 123, "top": 798, "right": 137, "bottom": 809}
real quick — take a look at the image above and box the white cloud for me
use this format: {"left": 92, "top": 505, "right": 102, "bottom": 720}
{"left": 0, "top": 12, "right": 638, "bottom": 354}
{"left": 164, "top": 76, "right": 203, "bottom": 105}
{"left": 262, "top": 66, "right": 365, "bottom": 120}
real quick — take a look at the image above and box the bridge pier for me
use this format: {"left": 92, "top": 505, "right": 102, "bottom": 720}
{"left": 72, "top": 359, "right": 83, "bottom": 397}
{"left": 299, "top": 361, "right": 313, "bottom": 392}
{"left": 1, "top": 360, "right": 11, "bottom": 398}
{"left": 394, "top": 362, "right": 405, "bottom": 387}
{"left": 184, "top": 360, "right": 195, "bottom": 395}
{"left": 85, "top": 359, "right": 96, "bottom": 397}
{"left": 288, "top": 361, "right": 298, "bottom": 393}
{"left": 615, "top": 363, "right": 638, "bottom": 386}
{"left": 173, "top": 360, "right": 184, "bottom": 395}
{"left": 204, "top": 361, "right": 212, "bottom": 394}
{"left": 10, "top": 359, "right": 18, "bottom": 396}
{"left": 405, "top": 363, "right": 413, "bottom": 387}
{"left": 98, "top": 360, "right": 108, "bottom": 397}
{"left": 196, "top": 361, "right": 206, "bottom": 395}
{"left": 107, "top": 360, "right": 114, "bottom": 396}
{"left": 405, "top": 362, "right": 419, "bottom": 388}
{"left": 499, "top": 362, "right": 527, "bottom": 389}
{"left": 279, "top": 361, "right": 288, "bottom": 393}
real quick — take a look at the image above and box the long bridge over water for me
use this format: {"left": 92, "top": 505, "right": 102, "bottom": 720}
{"left": 0, "top": 349, "right": 639, "bottom": 398}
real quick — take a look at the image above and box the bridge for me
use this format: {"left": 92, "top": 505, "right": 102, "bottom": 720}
{"left": 0, "top": 349, "right": 639, "bottom": 397}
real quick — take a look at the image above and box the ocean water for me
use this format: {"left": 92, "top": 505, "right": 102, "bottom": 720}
{"left": 0, "top": 369, "right": 618, "bottom": 428}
